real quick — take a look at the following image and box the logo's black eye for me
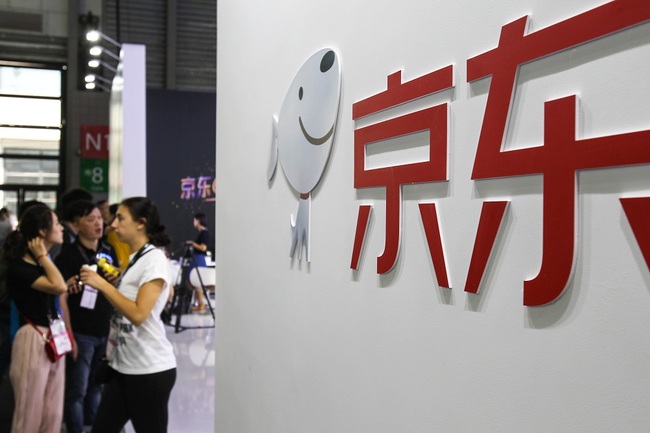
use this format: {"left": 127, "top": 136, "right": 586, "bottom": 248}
{"left": 299, "top": 87, "right": 303, "bottom": 100}
{"left": 320, "top": 50, "right": 335, "bottom": 73}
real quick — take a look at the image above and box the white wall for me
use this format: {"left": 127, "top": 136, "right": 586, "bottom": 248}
{"left": 109, "top": 43, "right": 147, "bottom": 202}
{"left": 216, "top": 1, "right": 650, "bottom": 432}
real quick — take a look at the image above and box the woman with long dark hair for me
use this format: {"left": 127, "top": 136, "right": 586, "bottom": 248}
{"left": 79, "top": 197, "right": 176, "bottom": 433}
{"left": 4, "top": 204, "right": 67, "bottom": 433}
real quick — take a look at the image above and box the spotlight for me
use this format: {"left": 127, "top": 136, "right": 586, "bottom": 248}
{"left": 88, "top": 45, "right": 120, "bottom": 61}
{"left": 86, "top": 30, "right": 100, "bottom": 42}
{"left": 86, "top": 74, "right": 112, "bottom": 84}
{"left": 87, "top": 60, "right": 117, "bottom": 73}
{"left": 85, "top": 81, "right": 110, "bottom": 92}
{"left": 85, "top": 29, "right": 121, "bottom": 49}
{"left": 78, "top": 12, "right": 120, "bottom": 92}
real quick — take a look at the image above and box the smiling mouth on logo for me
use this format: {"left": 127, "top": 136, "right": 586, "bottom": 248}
{"left": 299, "top": 117, "right": 334, "bottom": 145}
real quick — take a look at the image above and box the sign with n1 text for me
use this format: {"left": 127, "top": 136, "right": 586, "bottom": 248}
{"left": 80, "top": 125, "right": 109, "bottom": 193}
{"left": 80, "top": 125, "right": 109, "bottom": 159}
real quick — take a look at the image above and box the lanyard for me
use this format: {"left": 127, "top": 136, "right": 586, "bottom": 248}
{"left": 116, "top": 243, "right": 154, "bottom": 287}
{"left": 75, "top": 240, "right": 108, "bottom": 264}
{"left": 75, "top": 241, "right": 114, "bottom": 266}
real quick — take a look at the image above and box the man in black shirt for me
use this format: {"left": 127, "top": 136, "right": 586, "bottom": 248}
{"left": 54, "top": 200, "right": 119, "bottom": 433}
{"left": 50, "top": 189, "right": 94, "bottom": 260}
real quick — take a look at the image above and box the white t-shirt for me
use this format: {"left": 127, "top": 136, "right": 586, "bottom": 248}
{"left": 109, "top": 245, "right": 176, "bottom": 374}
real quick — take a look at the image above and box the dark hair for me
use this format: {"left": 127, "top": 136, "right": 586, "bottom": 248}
{"left": 194, "top": 213, "right": 207, "bottom": 227}
{"left": 2, "top": 205, "right": 54, "bottom": 262}
{"left": 18, "top": 200, "right": 46, "bottom": 220}
{"left": 108, "top": 203, "right": 119, "bottom": 216}
{"left": 59, "top": 188, "right": 93, "bottom": 222}
{"left": 120, "top": 197, "right": 171, "bottom": 247}
{"left": 65, "top": 200, "right": 98, "bottom": 222}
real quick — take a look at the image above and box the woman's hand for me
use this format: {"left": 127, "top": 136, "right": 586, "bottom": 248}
{"left": 28, "top": 236, "right": 67, "bottom": 295}
{"left": 27, "top": 237, "right": 47, "bottom": 259}
{"left": 66, "top": 276, "right": 83, "bottom": 294}
{"left": 105, "top": 272, "right": 120, "bottom": 284}
{"left": 79, "top": 265, "right": 107, "bottom": 293}
{"left": 70, "top": 338, "right": 78, "bottom": 361}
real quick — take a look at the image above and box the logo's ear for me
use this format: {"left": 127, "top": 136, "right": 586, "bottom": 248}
{"left": 267, "top": 115, "right": 279, "bottom": 181}
{"left": 320, "top": 50, "right": 335, "bottom": 73}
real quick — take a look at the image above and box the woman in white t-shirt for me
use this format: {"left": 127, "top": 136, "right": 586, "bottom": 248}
{"left": 80, "top": 197, "right": 176, "bottom": 433}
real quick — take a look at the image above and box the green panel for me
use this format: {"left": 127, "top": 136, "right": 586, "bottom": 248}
{"left": 80, "top": 159, "right": 108, "bottom": 193}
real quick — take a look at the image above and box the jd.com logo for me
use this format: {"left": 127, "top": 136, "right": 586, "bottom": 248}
{"left": 268, "top": 49, "right": 341, "bottom": 263}
{"left": 272, "top": 0, "right": 650, "bottom": 307}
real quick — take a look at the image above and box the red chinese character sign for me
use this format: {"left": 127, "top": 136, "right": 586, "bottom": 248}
{"left": 267, "top": 49, "right": 342, "bottom": 262}
{"left": 350, "top": 0, "right": 650, "bottom": 305}
{"left": 466, "top": 0, "right": 650, "bottom": 306}
{"left": 351, "top": 66, "right": 453, "bottom": 286}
